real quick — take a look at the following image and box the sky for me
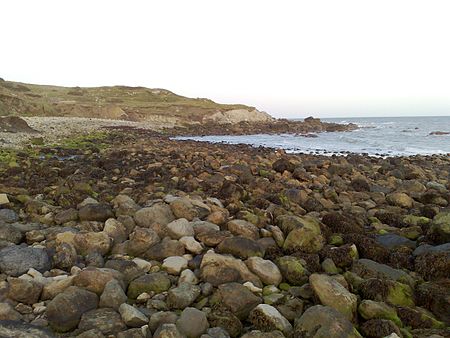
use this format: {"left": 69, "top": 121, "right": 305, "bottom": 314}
{"left": 1, "top": 0, "right": 449, "bottom": 118}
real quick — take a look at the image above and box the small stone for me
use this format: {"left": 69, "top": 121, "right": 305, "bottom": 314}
{"left": 245, "top": 257, "right": 282, "bottom": 286}
{"left": 179, "top": 236, "right": 204, "bottom": 254}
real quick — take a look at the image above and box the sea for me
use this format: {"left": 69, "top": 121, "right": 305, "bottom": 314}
{"left": 176, "top": 116, "right": 450, "bottom": 157}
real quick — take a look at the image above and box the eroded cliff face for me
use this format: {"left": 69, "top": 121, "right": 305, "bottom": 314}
{"left": 203, "top": 109, "right": 274, "bottom": 124}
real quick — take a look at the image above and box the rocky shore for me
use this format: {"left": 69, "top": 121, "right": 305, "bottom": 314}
{"left": 0, "top": 126, "right": 449, "bottom": 338}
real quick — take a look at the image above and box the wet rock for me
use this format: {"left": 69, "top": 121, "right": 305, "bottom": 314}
{"left": 78, "top": 308, "right": 126, "bottom": 335}
{"left": 309, "top": 273, "right": 358, "bottom": 321}
{"left": 177, "top": 307, "right": 209, "bottom": 338}
{"left": 322, "top": 212, "right": 363, "bottom": 234}
{"left": 320, "top": 244, "right": 358, "bottom": 268}
{"left": 358, "top": 300, "right": 401, "bottom": 326}
{"left": 415, "top": 252, "right": 450, "bottom": 280}
{"left": 212, "top": 282, "right": 261, "bottom": 320}
{"left": 248, "top": 304, "right": 292, "bottom": 336}
{"left": 376, "top": 233, "right": 416, "bottom": 250}
{"left": 397, "top": 306, "right": 445, "bottom": 329}
{"left": 360, "top": 319, "right": 401, "bottom": 338}
{"left": 118, "top": 303, "right": 148, "bottom": 327}
{"left": 415, "top": 280, "right": 450, "bottom": 324}
{"left": 359, "top": 278, "right": 415, "bottom": 307}
{"left": 127, "top": 272, "right": 171, "bottom": 298}
{"left": 217, "top": 236, "right": 265, "bottom": 259}
{"left": 428, "top": 212, "right": 450, "bottom": 244}
{"left": 46, "top": 286, "right": 99, "bottom": 332}
{"left": 352, "top": 259, "right": 414, "bottom": 285}
{"left": 0, "top": 245, "right": 51, "bottom": 276}
{"left": 294, "top": 305, "right": 362, "bottom": 337}
{"left": 79, "top": 203, "right": 114, "bottom": 222}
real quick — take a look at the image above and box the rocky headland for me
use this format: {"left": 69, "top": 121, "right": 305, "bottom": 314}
{"left": 0, "top": 124, "right": 449, "bottom": 338}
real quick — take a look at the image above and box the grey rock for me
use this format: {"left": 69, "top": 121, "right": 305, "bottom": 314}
{"left": 167, "top": 283, "right": 201, "bottom": 309}
{"left": 0, "top": 245, "right": 51, "bottom": 276}
{"left": 177, "top": 307, "right": 209, "bottom": 338}
{"left": 119, "top": 303, "right": 148, "bottom": 327}
{"left": 0, "top": 209, "right": 18, "bottom": 223}
{"left": 78, "top": 308, "right": 126, "bottom": 335}
{"left": 0, "top": 320, "right": 55, "bottom": 338}
{"left": 413, "top": 243, "right": 450, "bottom": 256}
{"left": 376, "top": 234, "right": 416, "bottom": 249}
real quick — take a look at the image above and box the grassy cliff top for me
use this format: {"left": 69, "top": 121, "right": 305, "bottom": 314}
{"left": 0, "top": 79, "right": 255, "bottom": 122}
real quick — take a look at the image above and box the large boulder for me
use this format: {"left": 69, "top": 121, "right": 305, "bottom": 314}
{"left": 282, "top": 216, "right": 325, "bottom": 253}
{"left": 134, "top": 204, "right": 175, "bottom": 228}
{"left": 249, "top": 304, "right": 292, "bottom": 336}
{"left": 127, "top": 273, "right": 171, "bottom": 298}
{"left": 309, "top": 273, "right": 358, "bottom": 321}
{"left": 200, "top": 251, "right": 262, "bottom": 287}
{"left": 46, "top": 286, "right": 99, "bottom": 332}
{"left": 0, "top": 245, "right": 51, "bottom": 276}
{"left": 212, "top": 282, "right": 261, "bottom": 320}
{"left": 294, "top": 305, "right": 362, "bottom": 338}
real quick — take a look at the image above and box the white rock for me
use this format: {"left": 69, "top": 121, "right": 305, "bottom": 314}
{"left": 27, "top": 268, "right": 43, "bottom": 279}
{"left": 132, "top": 258, "right": 152, "bottom": 272}
{"left": 245, "top": 257, "right": 283, "bottom": 286}
{"left": 167, "top": 218, "right": 195, "bottom": 239}
{"left": 179, "top": 269, "right": 199, "bottom": 285}
{"left": 243, "top": 281, "right": 263, "bottom": 293}
{"left": 162, "top": 256, "right": 188, "bottom": 275}
{"left": 0, "top": 194, "right": 10, "bottom": 205}
{"left": 179, "top": 236, "right": 203, "bottom": 254}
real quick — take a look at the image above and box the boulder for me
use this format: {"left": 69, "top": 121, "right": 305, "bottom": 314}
{"left": 249, "top": 304, "right": 292, "bottom": 336}
{"left": 358, "top": 300, "right": 401, "bottom": 326}
{"left": 217, "top": 236, "right": 265, "bottom": 259}
{"left": 0, "top": 245, "right": 51, "bottom": 276}
{"left": 0, "top": 321, "right": 54, "bottom": 338}
{"left": 118, "top": 303, "right": 148, "bottom": 327}
{"left": 282, "top": 216, "right": 324, "bottom": 253}
{"left": 46, "top": 286, "right": 99, "bottom": 332}
{"left": 276, "top": 256, "right": 308, "bottom": 285}
{"left": 176, "top": 307, "right": 209, "bottom": 338}
{"left": 99, "top": 279, "right": 127, "bottom": 310}
{"left": 135, "top": 204, "right": 175, "bottom": 228}
{"left": 127, "top": 273, "right": 171, "bottom": 298}
{"left": 212, "top": 282, "right": 261, "bottom": 320}
{"left": 386, "top": 192, "right": 414, "bottom": 208}
{"left": 7, "top": 277, "right": 42, "bottom": 304}
{"left": 226, "top": 219, "right": 259, "bottom": 240}
{"left": 167, "top": 218, "right": 195, "bottom": 239}
{"left": 309, "top": 273, "right": 358, "bottom": 321}
{"left": 245, "top": 257, "right": 282, "bottom": 286}
{"left": 78, "top": 308, "right": 126, "bottom": 335}
{"left": 294, "top": 305, "right": 362, "bottom": 338}
{"left": 167, "top": 283, "right": 201, "bottom": 309}
{"left": 162, "top": 256, "right": 189, "bottom": 275}
{"left": 79, "top": 203, "right": 114, "bottom": 222}
{"left": 73, "top": 267, "right": 124, "bottom": 295}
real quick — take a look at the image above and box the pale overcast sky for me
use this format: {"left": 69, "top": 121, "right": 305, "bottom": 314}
{"left": 1, "top": 0, "right": 449, "bottom": 118}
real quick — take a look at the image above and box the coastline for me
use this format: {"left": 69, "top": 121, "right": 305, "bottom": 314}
{"left": 0, "top": 119, "right": 449, "bottom": 337}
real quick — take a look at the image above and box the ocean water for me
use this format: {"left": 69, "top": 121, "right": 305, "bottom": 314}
{"left": 176, "top": 116, "right": 450, "bottom": 156}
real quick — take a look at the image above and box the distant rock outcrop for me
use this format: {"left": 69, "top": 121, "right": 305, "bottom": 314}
{"left": 0, "top": 116, "right": 38, "bottom": 133}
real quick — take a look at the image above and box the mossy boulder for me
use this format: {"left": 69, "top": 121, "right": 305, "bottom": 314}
{"left": 127, "top": 272, "right": 171, "bottom": 298}
{"left": 360, "top": 278, "right": 415, "bottom": 307}
{"left": 358, "top": 300, "right": 402, "bottom": 327}
{"left": 276, "top": 256, "right": 308, "bottom": 285}
{"left": 428, "top": 212, "right": 450, "bottom": 244}
{"left": 282, "top": 216, "right": 324, "bottom": 253}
